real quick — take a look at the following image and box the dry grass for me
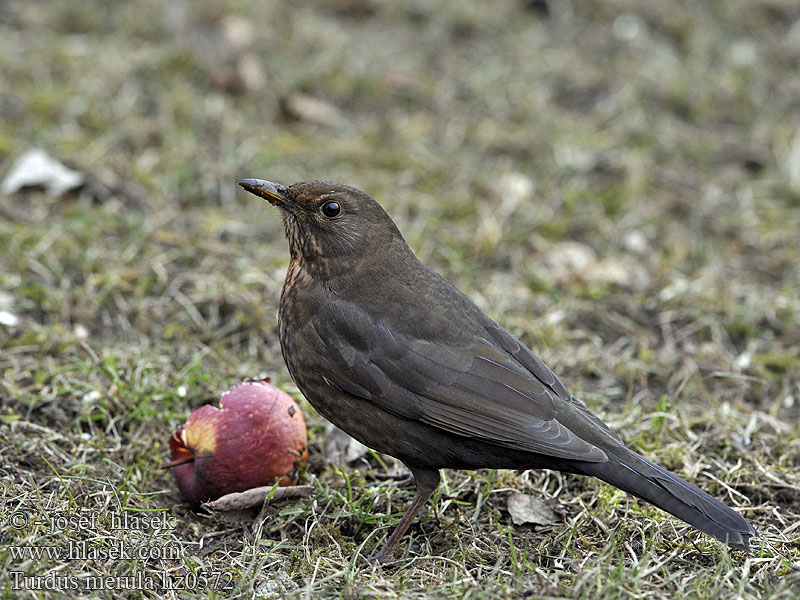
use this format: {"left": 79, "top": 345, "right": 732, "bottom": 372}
{"left": 1, "top": 1, "right": 799, "bottom": 598}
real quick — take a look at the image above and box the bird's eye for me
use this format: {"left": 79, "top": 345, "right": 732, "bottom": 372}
{"left": 320, "top": 200, "right": 341, "bottom": 218}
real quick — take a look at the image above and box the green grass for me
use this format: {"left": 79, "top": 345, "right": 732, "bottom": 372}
{"left": 2, "top": 1, "right": 799, "bottom": 598}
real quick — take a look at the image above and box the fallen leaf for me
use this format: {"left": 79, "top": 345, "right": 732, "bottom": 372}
{"left": 203, "top": 485, "right": 314, "bottom": 511}
{"left": 281, "top": 93, "right": 347, "bottom": 128}
{"left": 220, "top": 15, "right": 254, "bottom": 52}
{"left": 541, "top": 241, "right": 646, "bottom": 288}
{"left": 507, "top": 492, "right": 562, "bottom": 526}
{"left": 0, "top": 311, "right": 19, "bottom": 327}
{"left": 237, "top": 53, "right": 266, "bottom": 91}
{"left": 325, "top": 424, "right": 370, "bottom": 467}
{"left": 1, "top": 148, "right": 84, "bottom": 196}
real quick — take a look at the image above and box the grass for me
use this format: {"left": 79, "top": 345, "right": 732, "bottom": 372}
{"left": 1, "top": 0, "right": 799, "bottom": 598}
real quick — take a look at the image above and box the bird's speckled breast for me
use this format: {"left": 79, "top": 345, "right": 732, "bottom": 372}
{"left": 278, "top": 258, "right": 315, "bottom": 377}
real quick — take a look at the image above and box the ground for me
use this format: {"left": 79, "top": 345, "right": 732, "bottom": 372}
{"left": 1, "top": 1, "right": 799, "bottom": 598}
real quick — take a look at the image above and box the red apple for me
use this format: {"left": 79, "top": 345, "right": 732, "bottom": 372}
{"left": 168, "top": 380, "right": 307, "bottom": 506}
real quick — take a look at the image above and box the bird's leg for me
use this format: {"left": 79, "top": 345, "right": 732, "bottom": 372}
{"left": 373, "top": 468, "right": 440, "bottom": 564}
{"left": 373, "top": 492, "right": 431, "bottom": 564}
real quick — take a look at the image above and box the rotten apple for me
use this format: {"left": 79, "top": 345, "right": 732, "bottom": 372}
{"left": 168, "top": 380, "right": 307, "bottom": 506}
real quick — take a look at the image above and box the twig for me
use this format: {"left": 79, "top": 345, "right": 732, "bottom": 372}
{"left": 203, "top": 485, "right": 314, "bottom": 511}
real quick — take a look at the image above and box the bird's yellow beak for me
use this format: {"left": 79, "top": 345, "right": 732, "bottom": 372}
{"left": 238, "top": 179, "right": 289, "bottom": 206}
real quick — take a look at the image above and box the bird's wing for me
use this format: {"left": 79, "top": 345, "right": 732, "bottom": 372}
{"left": 310, "top": 300, "right": 614, "bottom": 463}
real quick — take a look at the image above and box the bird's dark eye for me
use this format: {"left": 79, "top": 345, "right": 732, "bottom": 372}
{"left": 321, "top": 200, "right": 341, "bottom": 218}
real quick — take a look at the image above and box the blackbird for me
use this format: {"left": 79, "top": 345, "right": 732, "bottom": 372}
{"left": 238, "top": 178, "right": 755, "bottom": 562}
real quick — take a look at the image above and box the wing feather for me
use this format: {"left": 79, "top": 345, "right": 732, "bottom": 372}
{"left": 310, "top": 301, "right": 609, "bottom": 462}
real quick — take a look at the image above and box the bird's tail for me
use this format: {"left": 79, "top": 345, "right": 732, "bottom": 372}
{"left": 580, "top": 447, "right": 755, "bottom": 551}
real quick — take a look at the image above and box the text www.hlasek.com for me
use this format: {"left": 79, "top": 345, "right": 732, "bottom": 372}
{"left": 8, "top": 539, "right": 182, "bottom": 562}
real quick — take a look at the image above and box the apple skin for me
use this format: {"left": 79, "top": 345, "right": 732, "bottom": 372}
{"left": 169, "top": 380, "right": 308, "bottom": 506}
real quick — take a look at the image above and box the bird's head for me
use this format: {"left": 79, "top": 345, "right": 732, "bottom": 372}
{"left": 238, "top": 179, "right": 407, "bottom": 279}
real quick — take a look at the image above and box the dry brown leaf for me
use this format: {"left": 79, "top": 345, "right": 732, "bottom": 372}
{"left": 203, "top": 485, "right": 314, "bottom": 511}
{"left": 507, "top": 492, "right": 562, "bottom": 526}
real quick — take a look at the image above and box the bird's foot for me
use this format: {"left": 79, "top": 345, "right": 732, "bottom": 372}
{"left": 370, "top": 548, "right": 393, "bottom": 565}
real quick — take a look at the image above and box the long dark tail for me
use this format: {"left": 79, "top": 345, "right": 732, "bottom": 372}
{"left": 581, "top": 447, "right": 755, "bottom": 551}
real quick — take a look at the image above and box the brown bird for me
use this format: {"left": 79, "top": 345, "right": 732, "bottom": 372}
{"left": 238, "top": 178, "right": 755, "bottom": 562}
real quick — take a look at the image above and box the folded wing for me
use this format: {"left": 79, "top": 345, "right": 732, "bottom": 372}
{"left": 311, "top": 300, "right": 609, "bottom": 463}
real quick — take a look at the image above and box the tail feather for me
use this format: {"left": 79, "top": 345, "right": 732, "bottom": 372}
{"left": 582, "top": 447, "right": 755, "bottom": 551}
